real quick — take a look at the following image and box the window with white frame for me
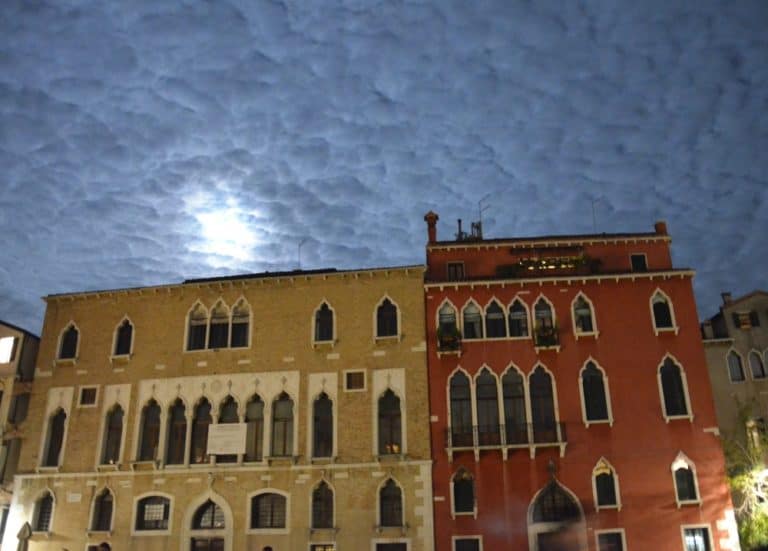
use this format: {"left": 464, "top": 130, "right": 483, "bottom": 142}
{"left": 230, "top": 299, "right": 250, "bottom": 347}
{"left": 250, "top": 492, "right": 287, "bottom": 529}
{"left": 378, "top": 389, "right": 402, "bottom": 455}
{"left": 78, "top": 386, "right": 98, "bottom": 407}
{"left": 462, "top": 302, "right": 483, "bottom": 340}
{"left": 217, "top": 396, "right": 239, "bottom": 464}
{"left": 451, "top": 468, "right": 475, "bottom": 515}
{"left": 727, "top": 350, "right": 746, "bottom": 382}
{"left": 750, "top": 351, "right": 766, "bottom": 379}
{"left": 651, "top": 292, "right": 675, "bottom": 331}
{"left": 311, "top": 481, "right": 334, "bottom": 529}
{"left": 58, "top": 324, "right": 79, "bottom": 359}
{"left": 379, "top": 478, "right": 403, "bottom": 527}
{"left": 208, "top": 302, "right": 229, "bottom": 349}
{"left": 529, "top": 365, "right": 558, "bottom": 443}
{"left": 314, "top": 303, "right": 334, "bottom": 342}
{"left": 475, "top": 369, "right": 500, "bottom": 445}
{"left": 90, "top": 488, "right": 114, "bottom": 532}
{"left": 672, "top": 453, "right": 700, "bottom": 505}
{"left": 113, "top": 319, "right": 133, "bottom": 356}
{"left": 581, "top": 361, "right": 610, "bottom": 424}
{"left": 659, "top": 357, "right": 690, "bottom": 419}
{"left": 137, "top": 399, "right": 161, "bottom": 461}
{"left": 593, "top": 459, "right": 619, "bottom": 509}
{"left": 485, "top": 300, "right": 506, "bottom": 338}
{"left": 502, "top": 368, "right": 528, "bottom": 445}
{"left": 596, "top": 530, "right": 625, "bottom": 551}
{"left": 312, "top": 393, "right": 333, "bottom": 458}
{"left": 190, "top": 398, "right": 212, "bottom": 464}
{"left": 508, "top": 299, "right": 529, "bottom": 338}
{"left": 33, "top": 491, "right": 54, "bottom": 532}
{"left": 271, "top": 392, "right": 294, "bottom": 457}
{"left": 376, "top": 298, "right": 399, "bottom": 338}
{"left": 572, "top": 295, "right": 595, "bottom": 334}
{"left": 683, "top": 526, "right": 712, "bottom": 551}
{"left": 42, "top": 409, "right": 67, "bottom": 467}
{"left": 344, "top": 370, "right": 366, "bottom": 391}
{"left": 449, "top": 371, "right": 473, "bottom": 448}
{"left": 244, "top": 395, "right": 264, "bottom": 462}
{"left": 100, "top": 404, "right": 124, "bottom": 465}
{"left": 186, "top": 303, "right": 208, "bottom": 351}
{"left": 165, "top": 399, "right": 187, "bottom": 465}
{"left": 454, "top": 537, "right": 481, "bottom": 551}
{"left": 135, "top": 495, "right": 170, "bottom": 531}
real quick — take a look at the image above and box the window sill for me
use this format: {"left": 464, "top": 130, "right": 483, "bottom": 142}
{"left": 87, "top": 529, "right": 112, "bottom": 537}
{"left": 247, "top": 527, "right": 289, "bottom": 535}
{"left": 376, "top": 453, "right": 407, "bottom": 462}
{"left": 534, "top": 345, "right": 561, "bottom": 353}
{"left": 437, "top": 349, "right": 461, "bottom": 358}
{"left": 375, "top": 523, "right": 409, "bottom": 535}
{"left": 96, "top": 463, "right": 120, "bottom": 472}
{"left": 109, "top": 353, "right": 132, "bottom": 364}
{"left": 596, "top": 504, "right": 621, "bottom": 512}
{"left": 130, "top": 460, "right": 159, "bottom": 471}
{"left": 267, "top": 455, "right": 300, "bottom": 465}
{"left": 310, "top": 456, "right": 337, "bottom": 464}
{"left": 54, "top": 357, "right": 77, "bottom": 367}
{"left": 654, "top": 326, "right": 679, "bottom": 336}
{"left": 131, "top": 529, "right": 172, "bottom": 537}
{"left": 309, "top": 526, "right": 340, "bottom": 536}
{"left": 36, "top": 466, "right": 60, "bottom": 474}
{"left": 375, "top": 334, "right": 402, "bottom": 343}
{"left": 584, "top": 419, "right": 613, "bottom": 428}
{"left": 676, "top": 499, "right": 702, "bottom": 508}
{"left": 312, "top": 339, "right": 337, "bottom": 349}
{"left": 664, "top": 414, "right": 694, "bottom": 424}
{"left": 574, "top": 331, "right": 599, "bottom": 340}
{"left": 31, "top": 531, "right": 51, "bottom": 539}
{"left": 452, "top": 510, "right": 477, "bottom": 520}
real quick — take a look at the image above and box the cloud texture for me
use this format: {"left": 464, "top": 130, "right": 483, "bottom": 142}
{"left": 0, "top": 0, "right": 766, "bottom": 331}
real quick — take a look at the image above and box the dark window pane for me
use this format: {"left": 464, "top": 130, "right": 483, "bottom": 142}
{"left": 728, "top": 352, "right": 745, "bottom": 382}
{"left": 573, "top": 297, "right": 594, "bottom": 333}
{"left": 455, "top": 539, "right": 480, "bottom": 551}
{"left": 34, "top": 493, "right": 54, "bottom": 531}
{"left": 271, "top": 393, "right": 293, "bottom": 457}
{"left": 91, "top": 490, "right": 113, "bottom": 531}
{"left": 684, "top": 527, "right": 711, "bottom": 551}
{"left": 453, "top": 470, "right": 474, "bottom": 513}
{"left": 485, "top": 302, "right": 507, "bottom": 338}
{"left": 379, "top": 479, "right": 402, "bottom": 526}
{"left": 532, "top": 481, "right": 581, "bottom": 523}
{"left": 508, "top": 301, "right": 529, "bottom": 337}
{"left": 139, "top": 400, "right": 161, "bottom": 461}
{"left": 44, "top": 410, "right": 66, "bottom": 467}
{"left": 597, "top": 532, "right": 624, "bottom": 551}
{"left": 630, "top": 254, "right": 647, "bottom": 272}
{"left": 114, "top": 320, "right": 132, "bottom": 355}
{"left": 595, "top": 472, "right": 617, "bottom": 506}
{"left": 166, "top": 400, "right": 187, "bottom": 465}
{"left": 80, "top": 387, "right": 97, "bottom": 406}
{"left": 208, "top": 306, "right": 229, "bottom": 349}
{"left": 661, "top": 359, "right": 688, "bottom": 416}
{"left": 530, "top": 368, "right": 557, "bottom": 443}
{"left": 653, "top": 297, "right": 673, "bottom": 328}
{"left": 377, "top": 299, "right": 398, "bottom": 337}
{"left": 59, "top": 326, "right": 78, "bottom": 359}
{"left": 101, "top": 406, "right": 124, "bottom": 464}
{"left": 313, "top": 393, "right": 333, "bottom": 457}
{"left": 450, "top": 372, "right": 473, "bottom": 447}
{"left": 750, "top": 311, "right": 760, "bottom": 327}
{"left": 345, "top": 371, "right": 365, "bottom": 390}
{"left": 447, "top": 262, "right": 464, "bottom": 281}
{"left": 217, "top": 397, "right": 239, "bottom": 463}
{"left": 378, "top": 390, "right": 401, "bottom": 455}
{"left": 191, "top": 400, "right": 212, "bottom": 464}
{"left": 463, "top": 304, "right": 483, "bottom": 339}
{"left": 750, "top": 353, "right": 766, "bottom": 379}
{"left": 193, "top": 500, "right": 225, "bottom": 529}
{"left": 675, "top": 467, "right": 697, "bottom": 501}
{"left": 582, "top": 363, "right": 609, "bottom": 421}
{"left": 315, "top": 304, "right": 334, "bottom": 342}
{"left": 188, "top": 307, "right": 207, "bottom": 350}
{"left": 476, "top": 370, "right": 500, "bottom": 445}
{"left": 312, "top": 482, "right": 334, "bottom": 529}
{"left": 245, "top": 397, "right": 264, "bottom": 462}
{"left": 251, "top": 493, "right": 286, "bottom": 529}
{"left": 503, "top": 370, "right": 528, "bottom": 444}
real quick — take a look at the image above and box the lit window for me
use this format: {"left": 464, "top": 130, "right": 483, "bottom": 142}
{"left": 683, "top": 527, "right": 711, "bottom": 551}
{"left": 0, "top": 337, "right": 17, "bottom": 363}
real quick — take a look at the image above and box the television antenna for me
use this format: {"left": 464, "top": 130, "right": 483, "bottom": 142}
{"left": 297, "top": 238, "right": 308, "bottom": 269}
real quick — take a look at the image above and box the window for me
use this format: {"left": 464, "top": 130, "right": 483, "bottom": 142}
{"left": 683, "top": 527, "right": 711, "bottom": 551}
{"left": 344, "top": 370, "right": 366, "bottom": 391}
{"left": 101, "top": 405, "right": 124, "bottom": 465}
{"left": 438, "top": 302, "right": 460, "bottom": 351}
{"left": 138, "top": 400, "right": 161, "bottom": 461}
{"left": 165, "top": 399, "right": 187, "bottom": 465}
{"left": 86, "top": 544, "right": 110, "bottom": 551}
{"left": 33, "top": 491, "right": 54, "bottom": 532}
{"left": 271, "top": 392, "right": 294, "bottom": 457}
{"left": 597, "top": 531, "right": 625, "bottom": 551}
{"left": 313, "top": 393, "right": 333, "bottom": 458}
{"left": 651, "top": 292, "right": 674, "bottom": 330}
{"left": 311, "top": 546, "right": 335, "bottom": 551}
{"left": 751, "top": 311, "right": 761, "bottom": 327}
{"left": 452, "top": 469, "right": 475, "bottom": 515}
{"left": 208, "top": 302, "right": 229, "bottom": 349}
{"left": 462, "top": 302, "right": 483, "bottom": 340}
{"left": 449, "top": 371, "right": 473, "bottom": 447}
{"left": 187, "top": 303, "right": 208, "bottom": 351}
{"left": 533, "top": 298, "right": 557, "bottom": 347}
{"left": 673, "top": 459, "right": 699, "bottom": 504}
{"left": 447, "top": 262, "right": 465, "bottom": 281}
{"left": 230, "top": 299, "right": 250, "bottom": 347}
{"left": 314, "top": 303, "right": 334, "bottom": 342}
{"left": 379, "top": 479, "right": 403, "bottom": 527}
{"left": 90, "top": 489, "right": 113, "bottom": 531}
{"left": 378, "top": 389, "right": 402, "bottom": 455}
{"left": 376, "top": 545, "right": 407, "bottom": 551}
{"left": 659, "top": 357, "right": 689, "bottom": 418}
{"left": 42, "top": 409, "right": 66, "bottom": 467}
{"left": 508, "top": 300, "right": 530, "bottom": 338}
{"left": 529, "top": 366, "right": 558, "bottom": 443}
{"left": 250, "top": 493, "right": 286, "bottom": 529}
{"left": 750, "top": 351, "right": 766, "bottom": 379}
{"left": 630, "top": 253, "right": 647, "bottom": 272}
{"left": 531, "top": 481, "right": 581, "bottom": 523}
{"left": 485, "top": 301, "right": 506, "bottom": 338}
{"left": 572, "top": 295, "right": 595, "bottom": 334}
{"left": 376, "top": 298, "right": 398, "bottom": 337}
{"left": 79, "top": 386, "right": 98, "bottom": 407}
{"left": 193, "top": 499, "right": 225, "bottom": 529}
{"left": 312, "top": 481, "right": 334, "bottom": 529}
{"left": 191, "top": 399, "right": 212, "bottom": 464}
{"left": 113, "top": 319, "right": 133, "bottom": 356}
{"left": 0, "top": 336, "right": 17, "bottom": 363}
{"left": 245, "top": 395, "right": 264, "bottom": 462}
{"left": 593, "top": 459, "right": 619, "bottom": 509}
{"left": 475, "top": 369, "right": 500, "bottom": 445}
{"left": 135, "top": 496, "right": 170, "bottom": 531}
{"left": 727, "top": 350, "right": 745, "bottom": 382}
{"left": 502, "top": 369, "right": 528, "bottom": 445}
{"left": 59, "top": 324, "right": 79, "bottom": 359}
{"left": 454, "top": 539, "right": 480, "bottom": 551}
{"left": 581, "top": 362, "right": 610, "bottom": 423}
{"left": 217, "top": 396, "right": 239, "bottom": 463}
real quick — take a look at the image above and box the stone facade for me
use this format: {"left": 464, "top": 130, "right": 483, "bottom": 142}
{"left": 1, "top": 266, "right": 434, "bottom": 551}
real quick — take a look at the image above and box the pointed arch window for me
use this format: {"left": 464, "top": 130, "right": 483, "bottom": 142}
{"left": 532, "top": 481, "right": 581, "bottom": 523}
{"left": 659, "top": 358, "right": 690, "bottom": 418}
{"left": 165, "top": 399, "right": 187, "bottom": 465}
{"left": 462, "top": 303, "right": 483, "bottom": 340}
{"left": 750, "top": 351, "right": 766, "bottom": 380}
{"left": 43, "top": 409, "right": 67, "bottom": 467}
{"left": 138, "top": 400, "right": 161, "bottom": 461}
{"left": 208, "top": 302, "right": 229, "bottom": 349}
{"left": 135, "top": 495, "right": 170, "bottom": 531}
{"left": 271, "top": 392, "right": 294, "bottom": 457}
{"left": 311, "top": 481, "right": 334, "bottom": 529}
{"left": 245, "top": 395, "right": 264, "bottom": 462}
{"left": 217, "top": 396, "right": 239, "bottom": 463}
{"left": 114, "top": 319, "right": 133, "bottom": 356}
{"left": 187, "top": 304, "right": 208, "bottom": 351}
{"left": 581, "top": 362, "right": 610, "bottom": 423}
{"left": 379, "top": 479, "right": 403, "bottom": 527}
{"left": 593, "top": 460, "right": 619, "bottom": 509}
{"left": 101, "top": 405, "right": 124, "bottom": 465}
{"left": 652, "top": 292, "right": 674, "bottom": 330}
{"left": 230, "top": 300, "right": 250, "bottom": 348}
{"left": 33, "top": 491, "right": 54, "bottom": 532}
{"left": 313, "top": 393, "right": 333, "bottom": 458}
{"left": 190, "top": 399, "right": 212, "bottom": 464}
{"left": 530, "top": 366, "right": 558, "bottom": 443}
{"left": 59, "top": 324, "right": 79, "bottom": 359}
{"left": 90, "top": 489, "right": 113, "bottom": 531}
{"left": 378, "top": 389, "right": 402, "bottom": 455}
{"left": 573, "top": 296, "right": 595, "bottom": 334}
{"left": 672, "top": 455, "right": 699, "bottom": 505}
{"left": 508, "top": 300, "right": 529, "bottom": 337}
{"left": 534, "top": 299, "right": 557, "bottom": 347}
{"left": 376, "top": 298, "right": 398, "bottom": 338}
{"left": 193, "top": 499, "right": 225, "bottom": 529}
{"left": 438, "top": 303, "right": 460, "bottom": 351}
{"left": 449, "top": 372, "right": 473, "bottom": 447}
{"left": 485, "top": 301, "right": 507, "bottom": 338}
{"left": 315, "top": 303, "right": 334, "bottom": 342}
{"left": 250, "top": 492, "right": 286, "bottom": 529}
{"left": 727, "top": 351, "right": 746, "bottom": 382}
{"left": 452, "top": 469, "right": 475, "bottom": 515}
{"left": 502, "top": 369, "right": 528, "bottom": 445}
{"left": 475, "top": 370, "right": 500, "bottom": 445}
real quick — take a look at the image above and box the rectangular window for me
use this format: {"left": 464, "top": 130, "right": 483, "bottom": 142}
{"left": 310, "top": 546, "right": 335, "bottom": 551}
{"left": 345, "top": 371, "right": 366, "bottom": 391}
{"left": 683, "top": 527, "right": 711, "bottom": 551}
{"left": 630, "top": 253, "right": 647, "bottom": 272}
{"left": 0, "top": 337, "right": 17, "bottom": 363}
{"left": 597, "top": 531, "right": 624, "bottom": 550}
{"left": 750, "top": 311, "right": 761, "bottom": 327}
{"left": 79, "top": 387, "right": 98, "bottom": 407}
{"left": 454, "top": 538, "right": 480, "bottom": 551}
{"left": 447, "top": 262, "right": 465, "bottom": 281}
{"left": 376, "top": 544, "right": 407, "bottom": 551}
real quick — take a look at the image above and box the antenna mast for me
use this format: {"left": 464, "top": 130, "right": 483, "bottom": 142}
{"left": 297, "top": 238, "right": 308, "bottom": 269}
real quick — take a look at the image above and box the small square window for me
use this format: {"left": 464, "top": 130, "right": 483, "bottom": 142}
{"left": 630, "top": 254, "right": 647, "bottom": 272}
{"left": 344, "top": 371, "right": 366, "bottom": 391}
{"left": 79, "top": 387, "right": 98, "bottom": 407}
{"left": 447, "top": 262, "right": 465, "bottom": 281}
{"left": 597, "top": 531, "right": 625, "bottom": 551}
{"left": 310, "top": 546, "right": 336, "bottom": 551}
{"left": 683, "top": 527, "right": 711, "bottom": 551}
{"left": 454, "top": 538, "right": 480, "bottom": 551}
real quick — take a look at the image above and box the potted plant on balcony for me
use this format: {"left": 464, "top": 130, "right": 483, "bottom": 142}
{"left": 534, "top": 321, "right": 559, "bottom": 347}
{"left": 437, "top": 324, "right": 461, "bottom": 351}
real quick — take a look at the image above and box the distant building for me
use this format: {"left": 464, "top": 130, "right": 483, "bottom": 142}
{"left": 423, "top": 212, "right": 739, "bottom": 551}
{"left": 0, "top": 319, "right": 39, "bottom": 542}
{"left": 0, "top": 267, "right": 433, "bottom": 551}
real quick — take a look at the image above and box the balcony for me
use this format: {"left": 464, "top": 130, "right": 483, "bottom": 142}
{"left": 437, "top": 326, "right": 461, "bottom": 355}
{"left": 495, "top": 250, "right": 602, "bottom": 280}
{"left": 533, "top": 325, "right": 560, "bottom": 351}
{"left": 445, "top": 422, "right": 567, "bottom": 460}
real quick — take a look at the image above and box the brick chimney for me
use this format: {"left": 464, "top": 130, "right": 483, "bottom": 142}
{"left": 721, "top": 292, "right": 732, "bottom": 305}
{"left": 654, "top": 220, "right": 668, "bottom": 235}
{"left": 424, "top": 211, "right": 439, "bottom": 244}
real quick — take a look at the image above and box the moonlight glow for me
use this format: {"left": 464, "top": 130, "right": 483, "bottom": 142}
{"left": 187, "top": 193, "right": 260, "bottom": 264}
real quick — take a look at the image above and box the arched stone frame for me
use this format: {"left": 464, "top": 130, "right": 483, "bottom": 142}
{"left": 38, "top": 387, "right": 74, "bottom": 470}
{"left": 230, "top": 295, "right": 252, "bottom": 349}
{"left": 30, "top": 487, "right": 56, "bottom": 533}
{"left": 445, "top": 366, "right": 475, "bottom": 456}
{"left": 269, "top": 389, "right": 298, "bottom": 458}
{"left": 184, "top": 301, "right": 209, "bottom": 352}
{"left": 373, "top": 294, "right": 402, "bottom": 341}
{"left": 180, "top": 490, "right": 233, "bottom": 551}
{"left": 671, "top": 451, "right": 701, "bottom": 507}
{"left": 308, "top": 477, "right": 336, "bottom": 530}
{"left": 507, "top": 295, "right": 532, "bottom": 340}
{"left": 55, "top": 320, "right": 81, "bottom": 362}
{"left": 212, "top": 394, "right": 241, "bottom": 465}
{"left": 449, "top": 466, "right": 477, "bottom": 519}
{"left": 726, "top": 348, "right": 747, "bottom": 383}
{"left": 110, "top": 315, "right": 135, "bottom": 358}
{"left": 577, "top": 358, "right": 614, "bottom": 427}
{"left": 376, "top": 476, "right": 406, "bottom": 529}
{"left": 749, "top": 349, "right": 767, "bottom": 379}
{"left": 207, "top": 299, "right": 231, "bottom": 350}
{"left": 130, "top": 491, "right": 174, "bottom": 536}
{"left": 93, "top": 385, "right": 131, "bottom": 468}
{"left": 656, "top": 353, "right": 693, "bottom": 422}
{"left": 473, "top": 365, "right": 503, "bottom": 451}
{"left": 131, "top": 396, "right": 165, "bottom": 462}
{"left": 570, "top": 292, "right": 598, "bottom": 339}
{"left": 500, "top": 362, "right": 532, "bottom": 451}
{"left": 311, "top": 299, "right": 337, "bottom": 346}
{"left": 435, "top": 298, "right": 460, "bottom": 332}
{"left": 482, "top": 296, "right": 508, "bottom": 339}
{"left": 246, "top": 488, "right": 290, "bottom": 535}
{"left": 371, "top": 368, "right": 407, "bottom": 456}
{"left": 163, "top": 395, "right": 190, "bottom": 467}
{"left": 527, "top": 362, "right": 564, "bottom": 454}
{"left": 649, "top": 288, "right": 678, "bottom": 335}
{"left": 460, "top": 298, "right": 484, "bottom": 340}
{"left": 526, "top": 480, "right": 586, "bottom": 551}
{"left": 306, "top": 373, "right": 338, "bottom": 460}
{"left": 243, "top": 392, "right": 266, "bottom": 464}
{"left": 532, "top": 294, "right": 557, "bottom": 327}
{"left": 189, "top": 394, "right": 215, "bottom": 465}
{"left": 591, "top": 457, "right": 621, "bottom": 511}
{"left": 87, "top": 486, "right": 115, "bottom": 533}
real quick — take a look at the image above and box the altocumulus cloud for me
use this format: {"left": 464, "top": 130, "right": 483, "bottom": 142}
{"left": 0, "top": 0, "right": 766, "bottom": 331}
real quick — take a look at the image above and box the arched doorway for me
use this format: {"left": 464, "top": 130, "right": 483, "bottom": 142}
{"left": 181, "top": 491, "right": 233, "bottom": 551}
{"left": 527, "top": 479, "right": 586, "bottom": 551}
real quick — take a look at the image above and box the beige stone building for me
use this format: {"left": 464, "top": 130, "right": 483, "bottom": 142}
{"left": 0, "top": 266, "right": 434, "bottom": 551}
{"left": 701, "top": 291, "right": 768, "bottom": 443}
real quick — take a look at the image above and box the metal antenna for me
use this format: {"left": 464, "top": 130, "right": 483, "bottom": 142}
{"left": 591, "top": 199, "right": 598, "bottom": 232}
{"left": 297, "top": 238, "right": 308, "bottom": 269}
{"left": 478, "top": 193, "right": 492, "bottom": 237}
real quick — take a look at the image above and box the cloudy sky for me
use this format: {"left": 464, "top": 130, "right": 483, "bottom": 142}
{"left": 1, "top": 1, "right": 766, "bottom": 333}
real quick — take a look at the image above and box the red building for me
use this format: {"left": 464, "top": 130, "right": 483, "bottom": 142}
{"left": 422, "top": 212, "right": 739, "bottom": 551}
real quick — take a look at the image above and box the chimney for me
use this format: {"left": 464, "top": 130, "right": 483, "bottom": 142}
{"left": 721, "top": 292, "right": 732, "bottom": 305}
{"left": 654, "top": 220, "right": 668, "bottom": 235}
{"left": 424, "top": 211, "right": 439, "bottom": 244}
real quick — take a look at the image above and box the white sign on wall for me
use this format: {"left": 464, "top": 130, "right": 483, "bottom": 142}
{"left": 207, "top": 423, "right": 247, "bottom": 455}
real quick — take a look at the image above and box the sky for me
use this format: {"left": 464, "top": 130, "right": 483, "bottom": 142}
{"left": 0, "top": 0, "right": 766, "bottom": 333}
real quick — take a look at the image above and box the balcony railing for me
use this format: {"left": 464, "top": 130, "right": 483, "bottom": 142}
{"left": 533, "top": 326, "right": 560, "bottom": 348}
{"left": 437, "top": 327, "right": 461, "bottom": 352}
{"left": 445, "top": 422, "right": 567, "bottom": 451}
